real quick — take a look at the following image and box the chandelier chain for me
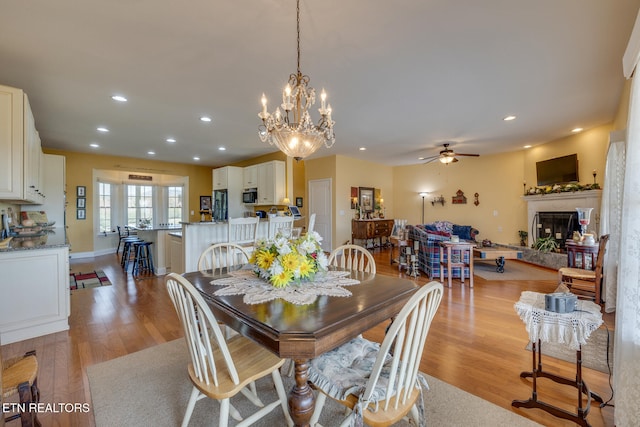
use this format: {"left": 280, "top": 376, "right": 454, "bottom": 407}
{"left": 297, "top": 0, "right": 301, "bottom": 75}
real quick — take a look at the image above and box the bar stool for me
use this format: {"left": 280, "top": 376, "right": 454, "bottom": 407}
{"left": 121, "top": 237, "right": 143, "bottom": 270}
{"left": 133, "top": 241, "right": 154, "bottom": 276}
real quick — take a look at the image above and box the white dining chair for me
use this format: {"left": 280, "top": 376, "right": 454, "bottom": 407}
{"left": 197, "top": 242, "right": 250, "bottom": 273}
{"left": 268, "top": 216, "right": 295, "bottom": 239}
{"left": 227, "top": 217, "right": 260, "bottom": 250}
{"left": 328, "top": 244, "right": 377, "bottom": 274}
{"left": 308, "top": 281, "right": 444, "bottom": 427}
{"left": 307, "top": 213, "right": 316, "bottom": 233}
{"left": 165, "top": 273, "right": 293, "bottom": 427}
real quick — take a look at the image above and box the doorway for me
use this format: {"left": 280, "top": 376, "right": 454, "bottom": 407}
{"left": 308, "top": 178, "right": 332, "bottom": 252}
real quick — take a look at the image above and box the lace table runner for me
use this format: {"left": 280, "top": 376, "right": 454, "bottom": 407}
{"left": 514, "top": 291, "right": 603, "bottom": 350}
{"left": 211, "top": 269, "right": 360, "bottom": 305}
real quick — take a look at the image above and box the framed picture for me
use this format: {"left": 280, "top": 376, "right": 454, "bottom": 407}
{"left": 359, "top": 187, "right": 375, "bottom": 213}
{"left": 200, "top": 195, "right": 212, "bottom": 211}
{"left": 77, "top": 186, "right": 86, "bottom": 197}
{"left": 77, "top": 209, "right": 86, "bottom": 220}
{"left": 295, "top": 197, "right": 303, "bottom": 208}
{"left": 76, "top": 198, "right": 86, "bottom": 208}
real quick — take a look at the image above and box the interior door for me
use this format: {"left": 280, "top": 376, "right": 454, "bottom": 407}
{"left": 308, "top": 178, "right": 332, "bottom": 252}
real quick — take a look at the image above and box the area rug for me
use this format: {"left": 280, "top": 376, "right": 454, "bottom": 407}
{"left": 87, "top": 339, "right": 541, "bottom": 427}
{"left": 69, "top": 270, "right": 112, "bottom": 290}
{"left": 525, "top": 326, "right": 614, "bottom": 374}
{"left": 474, "top": 260, "right": 558, "bottom": 281}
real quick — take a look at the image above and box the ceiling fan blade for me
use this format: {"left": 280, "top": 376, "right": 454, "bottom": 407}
{"left": 453, "top": 153, "right": 480, "bottom": 157}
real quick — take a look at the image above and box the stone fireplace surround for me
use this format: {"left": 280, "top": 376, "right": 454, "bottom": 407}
{"left": 523, "top": 190, "right": 602, "bottom": 247}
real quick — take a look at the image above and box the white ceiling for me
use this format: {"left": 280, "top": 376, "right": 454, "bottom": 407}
{"left": 1, "top": 0, "right": 639, "bottom": 167}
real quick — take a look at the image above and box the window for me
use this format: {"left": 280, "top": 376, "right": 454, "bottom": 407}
{"left": 98, "top": 182, "right": 112, "bottom": 232}
{"left": 167, "top": 186, "right": 183, "bottom": 225}
{"left": 127, "top": 185, "right": 153, "bottom": 227}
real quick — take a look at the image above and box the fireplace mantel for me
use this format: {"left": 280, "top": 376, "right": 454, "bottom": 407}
{"left": 522, "top": 190, "right": 602, "bottom": 246}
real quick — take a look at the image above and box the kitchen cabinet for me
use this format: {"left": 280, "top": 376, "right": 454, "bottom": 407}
{"left": 213, "top": 166, "right": 243, "bottom": 191}
{"left": 256, "top": 160, "right": 285, "bottom": 205}
{"left": 169, "top": 233, "right": 184, "bottom": 274}
{"left": 0, "top": 84, "right": 44, "bottom": 204}
{"left": 243, "top": 165, "right": 258, "bottom": 189}
{"left": 0, "top": 245, "right": 70, "bottom": 344}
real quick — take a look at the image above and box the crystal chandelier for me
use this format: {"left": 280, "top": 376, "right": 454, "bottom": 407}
{"left": 258, "top": 0, "right": 335, "bottom": 161}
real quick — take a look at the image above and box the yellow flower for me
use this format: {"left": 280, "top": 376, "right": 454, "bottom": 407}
{"left": 280, "top": 252, "right": 301, "bottom": 272}
{"left": 298, "top": 258, "right": 313, "bottom": 278}
{"left": 270, "top": 270, "right": 293, "bottom": 288}
{"left": 255, "top": 250, "right": 276, "bottom": 270}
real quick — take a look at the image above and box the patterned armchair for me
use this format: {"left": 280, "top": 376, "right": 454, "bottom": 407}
{"left": 408, "top": 221, "right": 479, "bottom": 279}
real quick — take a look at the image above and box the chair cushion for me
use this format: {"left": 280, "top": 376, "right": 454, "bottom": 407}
{"left": 308, "top": 336, "right": 393, "bottom": 403}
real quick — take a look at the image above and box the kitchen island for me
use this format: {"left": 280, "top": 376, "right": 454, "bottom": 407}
{"left": 0, "top": 228, "right": 70, "bottom": 344}
{"left": 132, "top": 221, "right": 272, "bottom": 274}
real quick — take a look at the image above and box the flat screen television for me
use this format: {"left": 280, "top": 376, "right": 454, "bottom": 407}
{"left": 536, "top": 154, "right": 579, "bottom": 186}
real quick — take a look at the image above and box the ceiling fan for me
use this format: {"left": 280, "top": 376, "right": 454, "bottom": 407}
{"left": 422, "top": 143, "right": 480, "bottom": 164}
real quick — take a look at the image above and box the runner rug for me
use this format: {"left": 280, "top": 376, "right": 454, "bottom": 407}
{"left": 87, "top": 339, "right": 542, "bottom": 427}
{"left": 69, "top": 270, "right": 112, "bottom": 290}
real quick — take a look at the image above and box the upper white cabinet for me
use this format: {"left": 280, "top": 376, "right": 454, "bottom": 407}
{"left": 243, "top": 165, "right": 258, "bottom": 189}
{"left": 213, "top": 165, "right": 244, "bottom": 192}
{"left": 256, "top": 160, "right": 285, "bottom": 205}
{"left": 0, "top": 84, "right": 44, "bottom": 204}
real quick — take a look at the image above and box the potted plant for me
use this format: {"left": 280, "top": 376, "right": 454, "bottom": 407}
{"left": 518, "top": 230, "right": 528, "bottom": 246}
{"left": 533, "top": 235, "right": 560, "bottom": 253}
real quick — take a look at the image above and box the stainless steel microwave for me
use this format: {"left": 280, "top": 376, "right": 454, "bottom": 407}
{"left": 243, "top": 189, "right": 257, "bottom": 204}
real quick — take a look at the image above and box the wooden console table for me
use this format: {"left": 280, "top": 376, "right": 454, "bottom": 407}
{"left": 512, "top": 291, "right": 604, "bottom": 427}
{"left": 351, "top": 219, "right": 394, "bottom": 248}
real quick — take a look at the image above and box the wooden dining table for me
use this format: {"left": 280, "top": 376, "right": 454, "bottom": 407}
{"left": 183, "top": 268, "right": 419, "bottom": 427}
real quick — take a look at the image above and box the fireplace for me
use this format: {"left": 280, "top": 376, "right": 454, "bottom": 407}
{"left": 534, "top": 211, "right": 580, "bottom": 249}
{"left": 523, "top": 190, "right": 602, "bottom": 247}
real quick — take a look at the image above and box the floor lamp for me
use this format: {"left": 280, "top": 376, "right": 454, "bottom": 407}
{"left": 419, "top": 192, "right": 428, "bottom": 224}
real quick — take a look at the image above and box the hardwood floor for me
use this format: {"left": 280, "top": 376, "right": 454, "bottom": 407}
{"left": 1, "top": 248, "right": 615, "bottom": 427}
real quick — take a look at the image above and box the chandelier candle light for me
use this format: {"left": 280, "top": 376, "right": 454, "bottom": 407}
{"left": 258, "top": 0, "right": 335, "bottom": 161}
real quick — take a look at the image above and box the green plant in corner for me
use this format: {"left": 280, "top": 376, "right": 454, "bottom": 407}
{"left": 518, "top": 230, "right": 528, "bottom": 246}
{"left": 533, "top": 235, "right": 559, "bottom": 253}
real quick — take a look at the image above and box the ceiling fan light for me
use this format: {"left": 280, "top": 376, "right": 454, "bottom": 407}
{"left": 439, "top": 156, "right": 454, "bottom": 164}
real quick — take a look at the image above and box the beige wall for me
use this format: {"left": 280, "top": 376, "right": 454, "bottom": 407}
{"left": 44, "top": 149, "right": 213, "bottom": 253}
{"left": 393, "top": 150, "right": 527, "bottom": 244}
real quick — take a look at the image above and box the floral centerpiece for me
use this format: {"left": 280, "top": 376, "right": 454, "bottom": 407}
{"left": 250, "top": 231, "right": 329, "bottom": 288}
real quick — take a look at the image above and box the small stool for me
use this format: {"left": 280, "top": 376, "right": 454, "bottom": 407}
{"left": 121, "top": 237, "right": 143, "bottom": 270}
{"left": 132, "top": 241, "right": 154, "bottom": 276}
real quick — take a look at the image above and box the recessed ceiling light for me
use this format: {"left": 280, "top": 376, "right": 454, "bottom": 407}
{"left": 147, "top": 151, "right": 156, "bottom": 155}
{"left": 571, "top": 127, "right": 583, "bottom": 133}
{"left": 166, "top": 138, "right": 176, "bottom": 143}
{"left": 523, "top": 145, "right": 532, "bottom": 149}
{"left": 218, "top": 146, "right": 226, "bottom": 151}
{"left": 96, "top": 127, "right": 109, "bottom": 132}
{"left": 418, "top": 157, "right": 425, "bottom": 160}
{"left": 359, "top": 147, "right": 366, "bottom": 151}
{"left": 503, "top": 115, "right": 516, "bottom": 121}
{"left": 193, "top": 156, "right": 200, "bottom": 161}
{"left": 90, "top": 143, "right": 100, "bottom": 148}
{"left": 200, "top": 116, "right": 212, "bottom": 122}
{"left": 111, "top": 95, "right": 127, "bottom": 102}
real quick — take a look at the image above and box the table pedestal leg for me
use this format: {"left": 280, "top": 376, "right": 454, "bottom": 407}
{"left": 512, "top": 340, "right": 601, "bottom": 427}
{"left": 289, "top": 359, "right": 314, "bottom": 427}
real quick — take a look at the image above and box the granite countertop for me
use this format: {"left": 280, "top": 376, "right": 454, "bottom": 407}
{"left": 131, "top": 225, "right": 184, "bottom": 231}
{"left": 0, "top": 228, "right": 68, "bottom": 252}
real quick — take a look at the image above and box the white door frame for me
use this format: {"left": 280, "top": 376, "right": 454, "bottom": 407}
{"left": 308, "top": 178, "right": 332, "bottom": 252}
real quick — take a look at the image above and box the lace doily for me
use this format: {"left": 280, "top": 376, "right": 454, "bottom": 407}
{"left": 514, "top": 291, "right": 603, "bottom": 350}
{"left": 211, "top": 269, "right": 360, "bottom": 305}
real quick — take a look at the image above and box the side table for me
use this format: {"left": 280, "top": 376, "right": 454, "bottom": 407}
{"left": 439, "top": 241, "right": 475, "bottom": 288}
{"left": 389, "top": 236, "right": 409, "bottom": 267}
{"left": 512, "top": 291, "right": 604, "bottom": 427}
